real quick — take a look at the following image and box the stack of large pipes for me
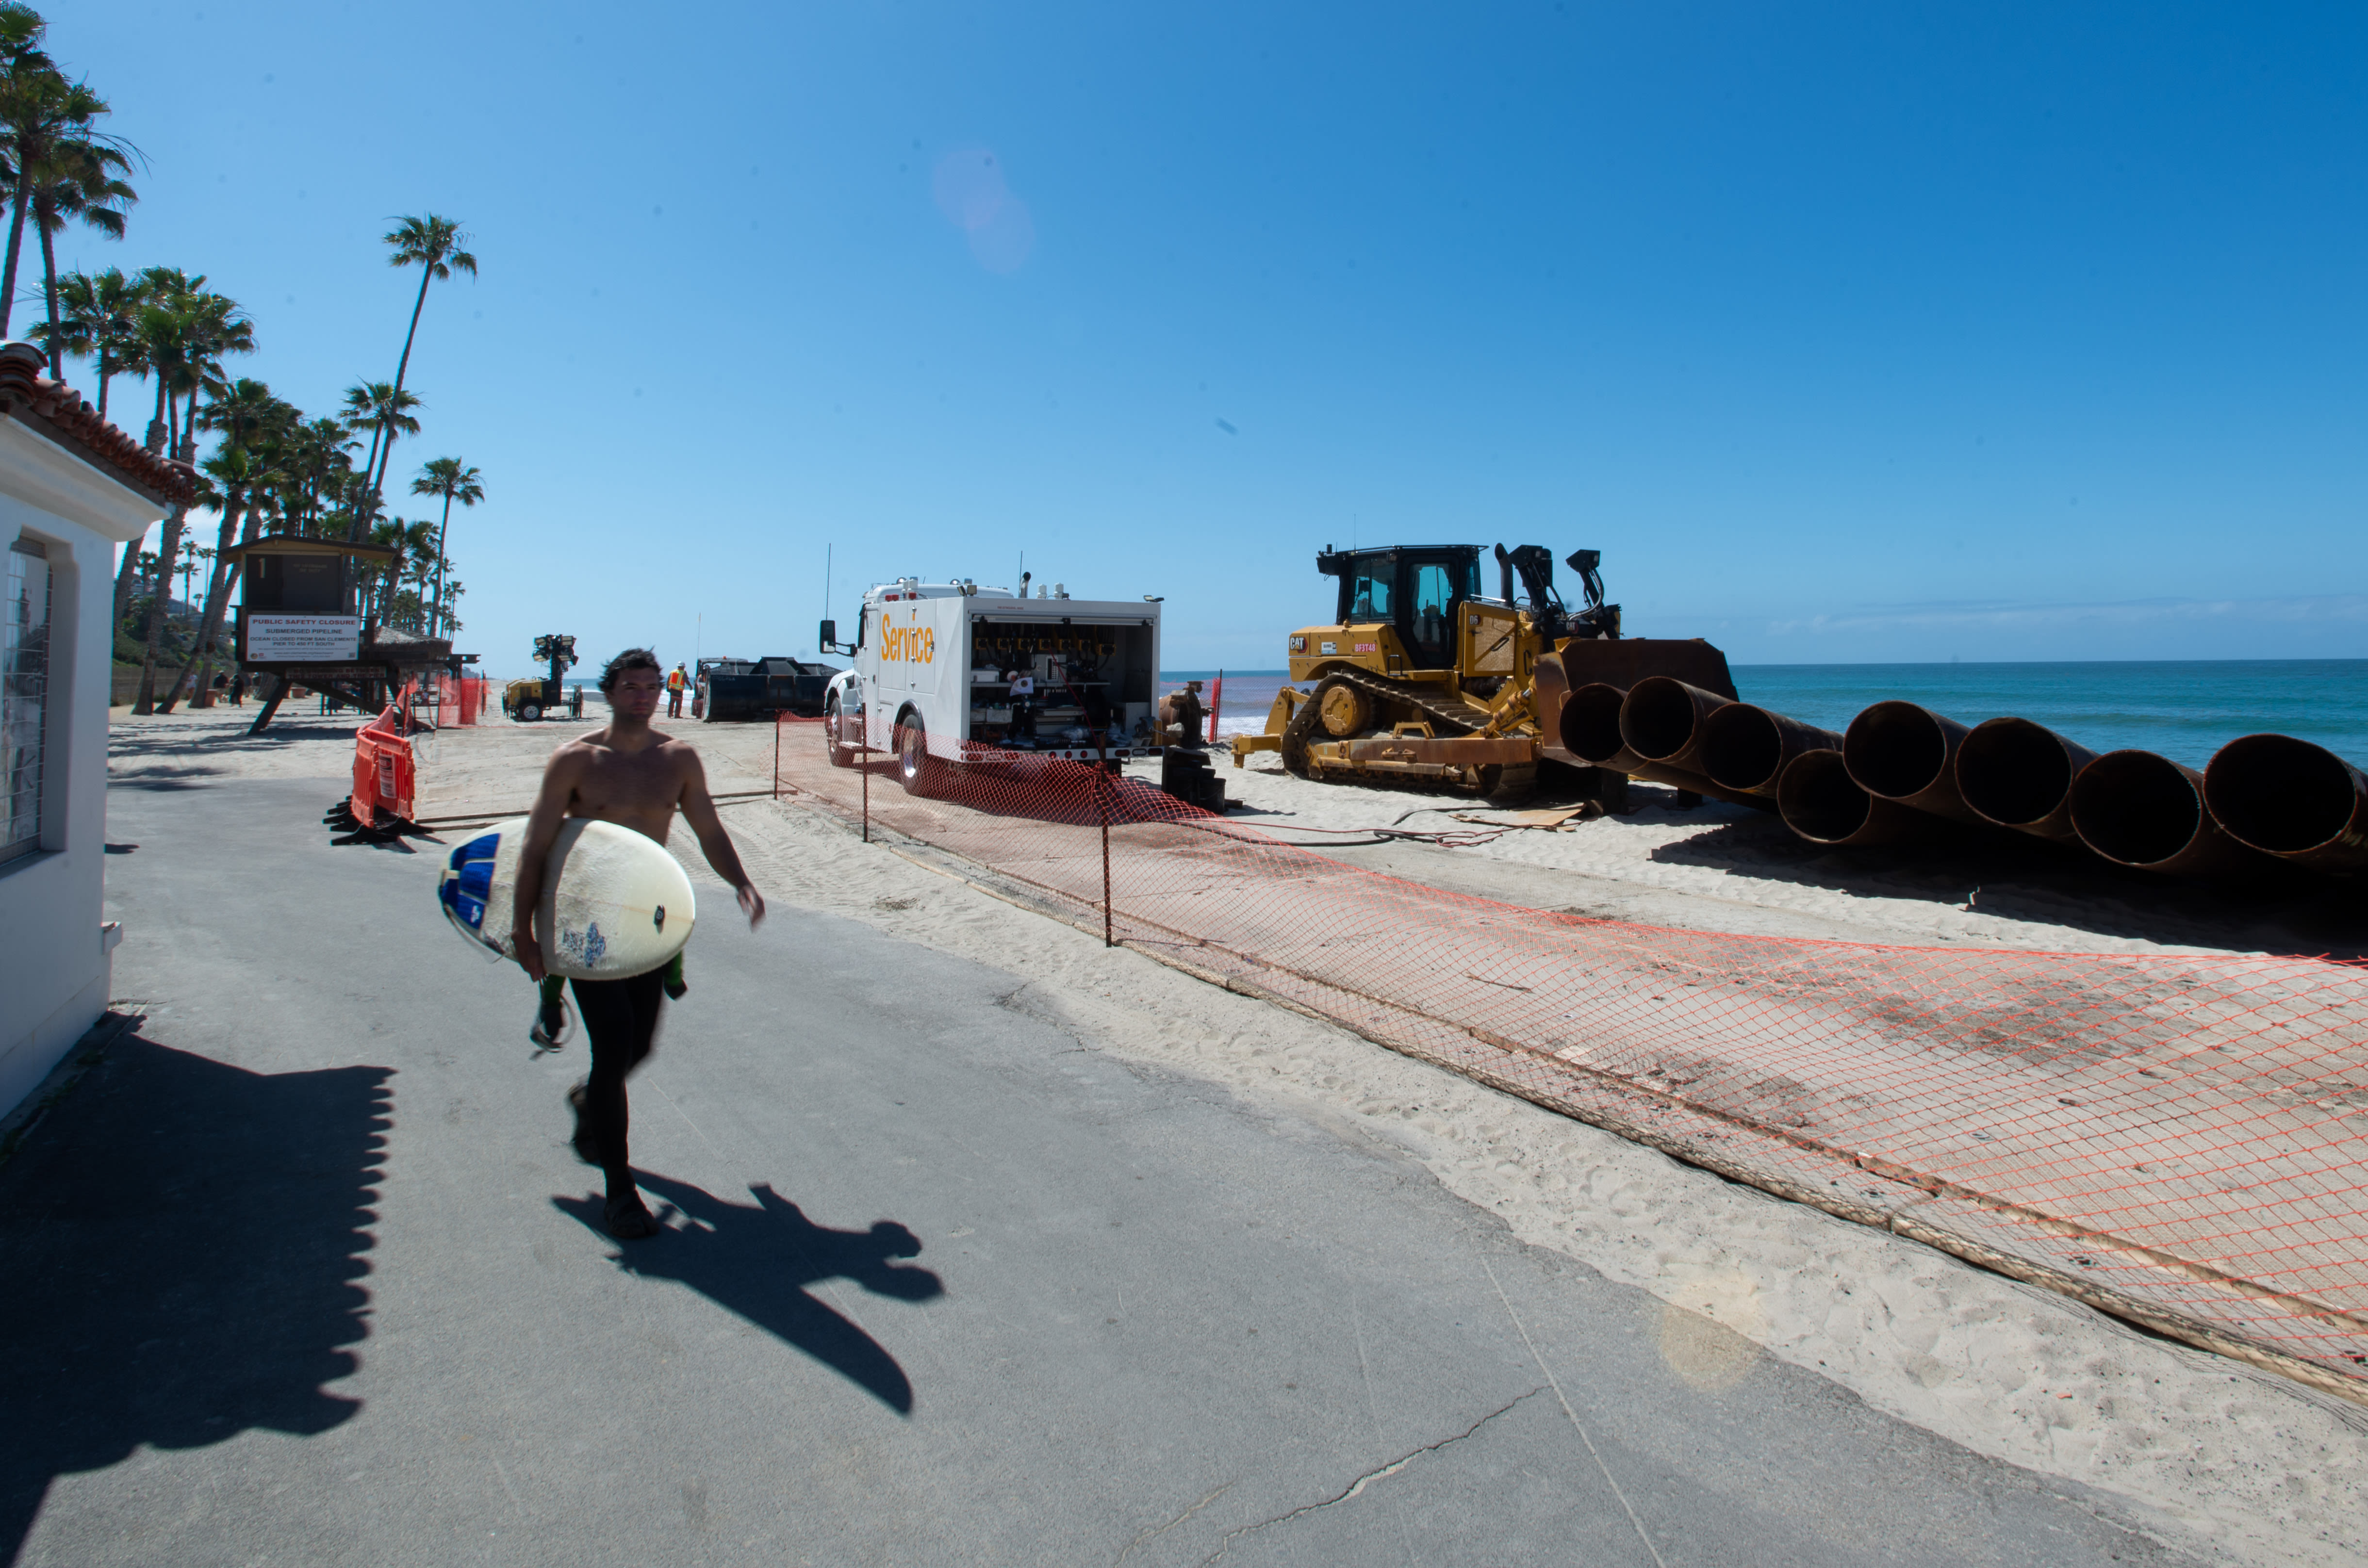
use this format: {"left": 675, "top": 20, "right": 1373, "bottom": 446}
{"left": 1556, "top": 679, "right": 2368, "bottom": 880}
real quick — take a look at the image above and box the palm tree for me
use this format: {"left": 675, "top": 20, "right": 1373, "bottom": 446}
{"left": 282, "top": 416, "right": 354, "bottom": 536}
{"left": 0, "top": 69, "right": 118, "bottom": 340}
{"left": 339, "top": 379, "right": 421, "bottom": 542}
{"left": 339, "top": 214, "right": 476, "bottom": 539}
{"left": 361, "top": 518, "right": 410, "bottom": 623}
{"left": 409, "top": 456, "right": 482, "bottom": 639}
{"left": 0, "top": 1, "right": 53, "bottom": 336}
{"left": 399, "top": 519, "right": 437, "bottom": 630}
{"left": 133, "top": 280, "right": 254, "bottom": 713}
{"left": 378, "top": 215, "right": 473, "bottom": 453}
{"left": 27, "top": 131, "right": 136, "bottom": 376}
{"left": 160, "top": 377, "right": 288, "bottom": 710}
{"left": 33, "top": 264, "right": 144, "bottom": 418}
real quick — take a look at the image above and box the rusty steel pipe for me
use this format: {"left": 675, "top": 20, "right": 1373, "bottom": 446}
{"left": 1617, "top": 676, "right": 1733, "bottom": 774}
{"left": 2068, "top": 750, "right": 2269, "bottom": 877}
{"left": 1560, "top": 682, "right": 1635, "bottom": 766}
{"left": 1842, "top": 701, "right": 1980, "bottom": 823}
{"left": 1953, "top": 717, "right": 2098, "bottom": 843}
{"left": 2202, "top": 734, "right": 2368, "bottom": 874}
{"left": 1776, "top": 749, "right": 1934, "bottom": 847}
{"left": 1698, "top": 704, "right": 1844, "bottom": 797}
{"left": 1559, "top": 681, "right": 1769, "bottom": 808}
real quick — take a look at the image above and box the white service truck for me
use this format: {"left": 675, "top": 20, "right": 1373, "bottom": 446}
{"left": 819, "top": 577, "right": 1163, "bottom": 793}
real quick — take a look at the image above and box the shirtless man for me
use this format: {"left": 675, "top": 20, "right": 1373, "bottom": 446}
{"left": 512, "top": 647, "right": 766, "bottom": 1239}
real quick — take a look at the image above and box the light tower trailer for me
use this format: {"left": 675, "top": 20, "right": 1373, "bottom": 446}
{"left": 819, "top": 578, "right": 1163, "bottom": 794}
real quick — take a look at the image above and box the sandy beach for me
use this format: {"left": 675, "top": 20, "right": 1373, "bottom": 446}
{"left": 106, "top": 700, "right": 2368, "bottom": 1567}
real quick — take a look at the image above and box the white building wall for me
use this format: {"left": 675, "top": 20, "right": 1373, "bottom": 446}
{"left": 0, "top": 418, "right": 164, "bottom": 1119}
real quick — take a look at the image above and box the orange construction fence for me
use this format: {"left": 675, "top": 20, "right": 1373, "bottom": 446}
{"left": 410, "top": 671, "right": 487, "bottom": 727}
{"left": 775, "top": 713, "right": 2368, "bottom": 1402}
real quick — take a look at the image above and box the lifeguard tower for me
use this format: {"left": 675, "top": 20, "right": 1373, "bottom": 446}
{"left": 228, "top": 536, "right": 451, "bottom": 732}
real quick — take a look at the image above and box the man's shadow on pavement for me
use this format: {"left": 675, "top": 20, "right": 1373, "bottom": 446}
{"left": 552, "top": 1172, "right": 943, "bottom": 1414}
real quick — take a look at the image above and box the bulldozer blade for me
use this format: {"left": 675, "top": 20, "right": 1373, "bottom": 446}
{"left": 1335, "top": 735, "right": 1537, "bottom": 767}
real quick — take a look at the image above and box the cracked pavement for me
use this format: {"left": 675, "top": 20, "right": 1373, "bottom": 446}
{"left": 0, "top": 777, "right": 2231, "bottom": 1565}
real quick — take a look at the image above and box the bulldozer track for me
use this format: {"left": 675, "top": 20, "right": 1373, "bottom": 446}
{"left": 1316, "top": 665, "right": 1502, "bottom": 738}
{"left": 1281, "top": 667, "right": 1536, "bottom": 802}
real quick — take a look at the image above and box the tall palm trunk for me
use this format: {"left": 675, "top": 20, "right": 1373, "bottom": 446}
{"left": 345, "top": 424, "right": 384, "bottom": 545}
{"left": 132, "top": 503, "right": 186, "bottom": 714}
{"left": 94, "top": 350, "right": 110, "bottom": 418}
{"left": 35, "top": 212, "right": 60, "bottom": 378}
{"left": 112, "top": 531, "right": 146, "bottom": 629}
{"left": 0, "top": 167, "right": 29, "bottom": 340}
{"left": 133, "top": 408, "right": 202, "bottom": 714}
{"left": 392, "top": 266, "right": 433, "bottom": 405}
{"left": 361, "top": 266, "right": 437, "bottom": 521}
{"left": 144, "top": 371, "right": 167, "bottom": 453}
{"left": 431, "top": 487, "right": 455, "bottom": 637}
{"left": 161, "top": 489, "right": 244, "bottom": 712}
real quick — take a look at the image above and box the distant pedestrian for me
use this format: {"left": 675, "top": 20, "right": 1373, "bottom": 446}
{"left": 666, "top": 662, "right": 689, "bottom": 718}
{"left": 230, "top": 673, "right": 246, "bottom": 706}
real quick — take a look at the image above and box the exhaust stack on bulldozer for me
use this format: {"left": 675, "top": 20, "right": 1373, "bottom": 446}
{"left": 1234, "top": 544, "right": 1738, "bottom": 806}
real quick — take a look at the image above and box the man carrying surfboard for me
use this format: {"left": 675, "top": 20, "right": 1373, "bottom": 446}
{"left": 510, "top": 647, "right": 766, "bottom": 1239}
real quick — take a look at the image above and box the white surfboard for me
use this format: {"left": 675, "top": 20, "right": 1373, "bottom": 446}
{"left": 439, "top": 817, "right": 696, "bottom": 980}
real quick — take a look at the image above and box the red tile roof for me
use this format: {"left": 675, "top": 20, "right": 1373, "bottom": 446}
{"left": 0, "top": 341, "right": 194, "bottom": 507}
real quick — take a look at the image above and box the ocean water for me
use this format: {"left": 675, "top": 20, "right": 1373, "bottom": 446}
{"left": 1163, "top": 661, "right": 2368, "bottom": 768}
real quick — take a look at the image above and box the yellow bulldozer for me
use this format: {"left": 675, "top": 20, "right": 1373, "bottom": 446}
{"left": 1235, "top": 544, "right": 1735, "bottom": 805}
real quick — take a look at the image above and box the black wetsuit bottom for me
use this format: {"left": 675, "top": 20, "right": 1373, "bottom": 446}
{"left": 572, "top": 969, "right": 666, "bottom": 1197}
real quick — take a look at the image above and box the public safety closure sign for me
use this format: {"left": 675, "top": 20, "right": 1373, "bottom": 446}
{"left": 246, "top": 614, "right": 361, "bottom": 662}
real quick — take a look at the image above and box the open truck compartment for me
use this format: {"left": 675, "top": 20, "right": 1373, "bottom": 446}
{"left": 957, "top": 612, "right": 1160, "bottom": 751}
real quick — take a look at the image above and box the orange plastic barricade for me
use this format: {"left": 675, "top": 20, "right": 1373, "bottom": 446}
{"left": 350, "top": 705, "right": 417, "bottom": 827}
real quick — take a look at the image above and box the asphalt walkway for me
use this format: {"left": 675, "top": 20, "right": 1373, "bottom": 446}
{"left": 0, "top": 776, "right": 2220, "bottom": 1566}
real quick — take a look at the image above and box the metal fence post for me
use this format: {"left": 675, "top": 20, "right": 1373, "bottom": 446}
{"left": 1096, "top": 740, "right": 1114, "bottom": 948}
{"left": 773, "top": 712, "right": 781, "bottom": 800}
{"left": 862, "top": 716, "right": 871, "bottom": 844}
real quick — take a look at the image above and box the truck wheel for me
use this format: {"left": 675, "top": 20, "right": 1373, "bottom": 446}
{"left": 825, "top": 697, "right": 855, "bottom": 768}
{"left": 896, "top": 713, "right": 939, "bottom": 797}
{"left": 521, "top": 702, "right": 543, "bottom": 722}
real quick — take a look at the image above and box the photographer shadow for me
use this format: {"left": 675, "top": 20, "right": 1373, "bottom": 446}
{"left": 552, "top": 1171, "right": 943, "bottom": 1414}
{"left": 0, "top": 1029, "right": 387, "bottom": 1563}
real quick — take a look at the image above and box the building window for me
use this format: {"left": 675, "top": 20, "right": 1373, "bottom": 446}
{"left": 3, "top": 536, "right": 51, "bottom": 866}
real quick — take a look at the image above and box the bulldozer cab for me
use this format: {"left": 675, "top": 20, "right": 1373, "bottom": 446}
{"left": 1318, "top": 546, "right": 1484, "bottom": 672}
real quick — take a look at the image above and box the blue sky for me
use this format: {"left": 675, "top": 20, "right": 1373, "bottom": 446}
{"left": 61, "top": 1, "right": 2368, "bottom": 674}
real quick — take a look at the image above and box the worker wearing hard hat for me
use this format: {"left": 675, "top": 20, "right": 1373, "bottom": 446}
{"left": 665, "top": 662, "right": 689, "bottom": 718}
